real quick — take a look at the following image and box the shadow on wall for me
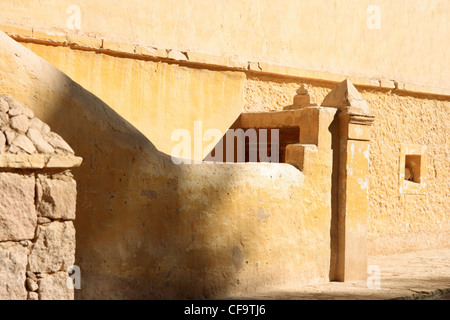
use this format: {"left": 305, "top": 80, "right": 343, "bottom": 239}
{"left": 48, "top": 67, "right": 245, "bottom": 300}
{"left": 0, "top": 31, "right": 241, "bottom": 299}
{"left": 328, "top": 112, "right": 340, "bottom": 282}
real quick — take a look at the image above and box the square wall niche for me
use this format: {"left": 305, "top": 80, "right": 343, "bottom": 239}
{"left": 399, "top": 144, "right": 427, "bottom": 194}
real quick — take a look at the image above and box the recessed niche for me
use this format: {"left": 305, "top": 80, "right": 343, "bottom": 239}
{"left": 404, "top": 154, "right": 421, "bottom": 183}
{"left": 399, "top": 145, "right": 427, "bottom": 194}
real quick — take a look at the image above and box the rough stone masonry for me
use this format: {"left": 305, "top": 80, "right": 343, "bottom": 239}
{"left": 0, "top": 94, "right": 82, "bottom": 300}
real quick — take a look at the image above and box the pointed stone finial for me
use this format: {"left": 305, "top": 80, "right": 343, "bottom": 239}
{"left": 284, "top": 84, "right": 317, "bottom": 110}
{"left": 296, "top": 84, "right": 309, "bottom": 95}
{"left": 321, "top": 79, "right": 372, "bottom": 116}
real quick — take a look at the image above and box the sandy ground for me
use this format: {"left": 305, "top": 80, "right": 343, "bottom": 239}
{"left": 223, "top": 248, "right": 450, "bottom": 300}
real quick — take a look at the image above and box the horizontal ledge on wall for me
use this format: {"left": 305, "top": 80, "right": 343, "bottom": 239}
{"left": 0, "top": 154, "right": 83, "bottom": 169}
{"left": 2, "top": 24, "right": 449, "bottom": 98}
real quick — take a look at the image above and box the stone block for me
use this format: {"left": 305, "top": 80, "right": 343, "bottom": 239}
{"left": 135, "top": 45, "right": 167, "bottom": 58}
{"left": 10, "top": 115, "right": 30, "bottom": 133}
{"left": 28, "top": 291, "right": 39, "bottom": 300}
{"left": 6, "top": 98, "right": 34, "bottom": 118}
{"left": 29, "top": 221, "right": 75, "bottom": 273}
{"left": 0, "top": 131, "right": 5, "bottom": 153}
{"left": 38, "top": 272, "right": 74, "bottom": 300}
{"left": 36, "top": 175, "right": 77, "bottom": 220}
{"left": 0, "top": 154, "right": 46, "bottom": 168}
{"left": 46, "top": 132, "right": 74, "bottom": 154}
{"left": 0, "top": 242, "right": 28, "bottom": 300}
{"left": 227, "top": 56, "right": 248, "bottom": 69}
{"left": 102, "top": 40, "right": 136, "bottom": 55}
{"left": 3, "top": 129, "right": 15, "bottom": 144}
{"left": 29, "top": 118, "right": 51, "bottom": 136}
{"left": 285, "top": 144, "right": 307, "bottom": 171}
{"left": 293, "top": 94, "right": 311, "bottom": 107}
{"left": 26, "top": 277, "right": 39, "bottom": 292}
{"left": 32, "top": 29, "right": 67, "bottom": 45}
{"left": 0, "top": 173, "right": 36, "bottom": 241}
{"left": 285, "top": 144, "right": 318, "bottom": 174}
{"left": 298, "top": 107, "right": 320, "bottom": 145}
{"left": 185, "top": 51, "right": 226, "bottom": 66}
{"left": 67, "top": 35, "right": 102, "bottom": 50}
{"left": 6, "top": 144, "right": 18, "bottom": 154}
{"left": 0, "top": 112, "right": 8, "bottom": 127}
{"left": 0, "top": 96, "right": 10, "bottom": 113}
{"left": 11, "top": 134, "right": 36, "bottom": 154}
{"left": 44, "top": 155, "right": 83, "bottom": 168}
{"left": 37, "top": 216, "right": 52, "bottom": 224}
{"left": 27, "top": 128, "right": 55, "bottom": 154}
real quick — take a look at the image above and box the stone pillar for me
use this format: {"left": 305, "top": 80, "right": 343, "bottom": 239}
{"left": 284, "top": 84, "right": 336, "bottom": 174}
{"left": 285, "top": 106, "right": 337, "bottom": 174}
{"left": 322, "top": 80, "right": 374, "bottom": 281}
{"left": 0, "top": 95, "right": 82, "bottom": 300}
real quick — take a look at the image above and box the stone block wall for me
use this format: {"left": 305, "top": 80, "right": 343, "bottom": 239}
{"left": 0, "top": 95, "right": 82, "bottom": 300}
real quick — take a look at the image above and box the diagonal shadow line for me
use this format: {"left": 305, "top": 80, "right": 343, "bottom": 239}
{"left": 1, "top": 31, "right": 242, "bottom": 299}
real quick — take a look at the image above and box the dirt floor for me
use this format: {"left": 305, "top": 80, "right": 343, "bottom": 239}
{"left": 223, "top": 248, "right": 450, "bottom": 300}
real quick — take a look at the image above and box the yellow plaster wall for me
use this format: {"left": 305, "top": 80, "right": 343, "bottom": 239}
{"left": 243, "top": 76, "right": 450, "bottom": 255}
{"left": 15, "top": 35, "right": 449, "bottom": 258}
{"left": 0, "top": 0, "right": 447, "bottom": 295}
{"left": 21, "top": 43, "right": 245, "bottom": 160}
{"left": 1, "top": 0, "right": 449, "bottom": 91}
{"left": 0, "top": 31, "right": 335, "bottom": 299}
{"left": 10, "top": 22, "right": 448, "bottom": 259}
{"left": 365, "top": 91, "right": 450, "bottom": 254}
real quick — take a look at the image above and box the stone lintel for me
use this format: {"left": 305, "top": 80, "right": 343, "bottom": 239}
{"left": 0, "top": 154, "right": 82, "bottom": 169}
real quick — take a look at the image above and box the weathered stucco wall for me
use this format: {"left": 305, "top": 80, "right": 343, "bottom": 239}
{"left": 0, "top": 0, "right": 449, "bottom": 91}
{"left": 0, "top": 31, "right": 337, "bottom": 299}
{"left": 0, "top": 0, "right": 448, "bottom": 298}
{"left": 243, "top": 76, "right": 450, "bottom": 255}
{"left": 7, "top": 30, "right": 448, "bottom": 259}
{"left": 20, "top": 43, "right": 245, "bottom": 160}
{"left": 365, "top": 91, "right": 449, "bottom": 254}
